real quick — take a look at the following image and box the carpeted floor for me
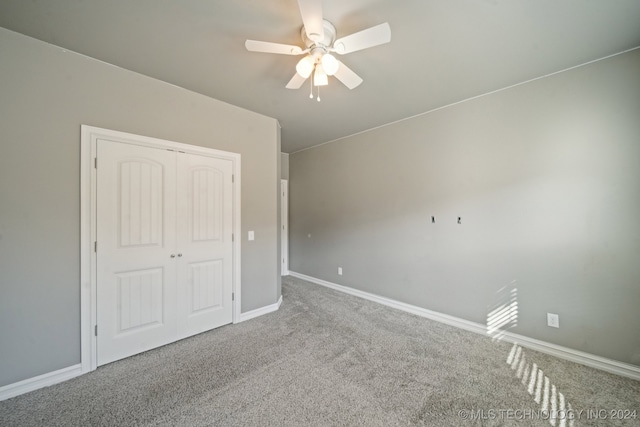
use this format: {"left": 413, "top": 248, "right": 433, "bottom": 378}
{"left": 1, "top": 276, "right": 639, "bottom": 426}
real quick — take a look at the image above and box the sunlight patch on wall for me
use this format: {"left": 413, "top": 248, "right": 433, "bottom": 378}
{"left": 486, "top": 282, "right": 518, "bottom": 340}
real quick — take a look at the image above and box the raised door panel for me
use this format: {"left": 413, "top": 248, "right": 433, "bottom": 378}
{"left": 189, "top": 260, "right": 224, "bottom": 313}
{"left": 190, "top": 168, "right": 223, "bottom": 242}
{"left": 96, "top": 140, "right": 177, "bottom": 366}
{"left": 115, "top": 268, "right": 164, "bottom": 334}
{"left": 118, "top": 160, "right": 164, "bottom": 248}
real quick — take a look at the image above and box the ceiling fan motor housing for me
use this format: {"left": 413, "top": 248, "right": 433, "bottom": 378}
{"left": 301, "top": 19, "right": 337, "bottom": 53}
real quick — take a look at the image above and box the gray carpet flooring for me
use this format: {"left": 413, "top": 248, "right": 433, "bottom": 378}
{"left": 1, "top": 276, "right": 639, "bottom": 426}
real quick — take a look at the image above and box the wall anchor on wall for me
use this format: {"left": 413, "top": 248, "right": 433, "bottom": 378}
{"left": 431, "top": 216, "right": 435, "bottom": 223}
{"left": 457, "top": 217, "right": 462, "bottom": 224}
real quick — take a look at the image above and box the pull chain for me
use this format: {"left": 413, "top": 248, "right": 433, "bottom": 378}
{"left": 307, "top": 65, "right": 322, "bottom": 102}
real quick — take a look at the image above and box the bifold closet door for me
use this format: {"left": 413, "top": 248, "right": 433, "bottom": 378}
{"left": 96, "top": 140, "right": 234, "bottom": 366}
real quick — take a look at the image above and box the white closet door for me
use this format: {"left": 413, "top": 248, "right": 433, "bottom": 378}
{"left": 96, "top": 140, "right": 178, "bottom": 366}
{"left": 176, "top": 153, "right": 234, "bottom": 337}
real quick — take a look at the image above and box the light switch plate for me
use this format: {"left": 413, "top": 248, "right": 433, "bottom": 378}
{"left": 547, "top": 313, "right": 559, "bottom": 328}
{"left": 248, "top": 231, "right": 255, "bottom": 241}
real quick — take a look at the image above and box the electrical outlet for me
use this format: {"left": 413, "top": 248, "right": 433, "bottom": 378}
{"left": 338, "top": 267, "right": 343, "bottom": 275}
{"left": 547, "top": 313, "right": 559, "bottom": 328}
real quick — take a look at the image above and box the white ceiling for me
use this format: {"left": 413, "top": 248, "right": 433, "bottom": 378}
{"left": 1, "top": 0, "right": 639, "bottom": 153}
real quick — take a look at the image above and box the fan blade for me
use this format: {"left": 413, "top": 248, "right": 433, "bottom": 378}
{"left": 245, "top": 40, "right": 304, "bottom": 55}
{"left": 286, "top": 73, "right": 308, "bottom": 89}
{"left": 297, "top": 0, "right": 324, "bottom": 42}
{"left": 333, "top": 22, "right": 391, "bottom": 55}
{"left": 333, "top": 61, "right": 363, "bottom": 89}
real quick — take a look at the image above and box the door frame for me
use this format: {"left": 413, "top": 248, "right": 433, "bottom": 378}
{"left": 80, "top": 125, "right": 241, "bottom": 373}
{"left": 281, "top": 179, "right": 289, "bottom": 275}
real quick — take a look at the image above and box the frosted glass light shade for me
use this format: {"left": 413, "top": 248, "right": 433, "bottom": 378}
{"left": 321, "top": 54, "right": 339, "bottom": 76}
{"left": 295, "top": 55, "right": 315, "bottom": 78}
{"left": 313, "top": 64, "right": 328, "bottom": 86}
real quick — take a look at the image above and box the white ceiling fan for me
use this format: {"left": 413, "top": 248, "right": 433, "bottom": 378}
{"left": 245, "top": 0, "right": 391, "bottom": 98}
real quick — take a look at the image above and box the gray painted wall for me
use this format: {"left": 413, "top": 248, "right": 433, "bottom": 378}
{"left": 290, "top": 49, "right": 640, "bottom": 366}
{"left": 0, "top": 28, "right": 280, "bottom": 387}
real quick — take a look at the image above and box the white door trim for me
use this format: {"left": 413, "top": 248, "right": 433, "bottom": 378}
{"left": 281, "top": 179, "right": 289, "bottom": 275}
{"left": 80, "top": 125, "right": 241, "bottom": 373}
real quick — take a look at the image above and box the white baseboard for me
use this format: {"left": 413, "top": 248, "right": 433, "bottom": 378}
{"left": 0, "top": 364, "right": 83, "bottom": 402}
{"left": 238, "top": 295, "right": 283, "bottom": 323}
{"left": 2, "top": 295, "right": 286, "bottom": 401}
{"left": 289, "top": 271, "right": 640, "bottom": 381}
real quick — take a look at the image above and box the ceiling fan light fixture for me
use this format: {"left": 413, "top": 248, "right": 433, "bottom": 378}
{"left": 321, "top": 53, "right": 339, "bottom": 76}
{"left": 295, "top": 55, "right": 315, "bottom": 78}
{"left": 313, "top": 63, "right": 328, "bottom": 86}
{"left": 244, "top": 2, "right": 392, "bottom": 95}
